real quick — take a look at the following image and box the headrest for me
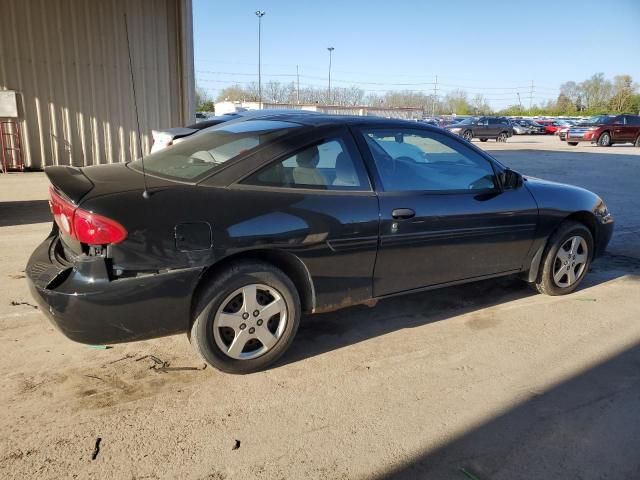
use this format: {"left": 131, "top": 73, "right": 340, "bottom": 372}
{"left": 296, "top": 145, "right": 320, "bottom": 168}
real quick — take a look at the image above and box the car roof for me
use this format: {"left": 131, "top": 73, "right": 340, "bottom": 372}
{"left": 217, "top": 112, "right": 439, "bottom": 130}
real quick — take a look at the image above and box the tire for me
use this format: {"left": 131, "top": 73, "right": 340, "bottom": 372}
{"left": 480, "top": 138, "right": 488, "bottom": 142}
{"left": 567, "top": 142, "right": 579, "bottom": 146}
{"left": 597, "top": 131, "right": 612, "bottom": 147}
{"left": 635, "top": 135, "right": 640, "bottom": 147}
{"left": 534, "top": 221, "right": 594, "bottom": 296}
{"left": 190, "top": 261, "right": 301, "bottom": 374}
{"left": 462, "top": 130, "right": 473, "bottom": 142}
{"left": 497, "top": 132, "right": 508, "bottom": 142}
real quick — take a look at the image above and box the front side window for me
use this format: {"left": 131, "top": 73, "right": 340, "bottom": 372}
{"left": 130, "top": 120, "right": 300, "bottom": 181}
{"left": 362, "top": 129, "right": 497, "bottom": 192}
{"left": 242, "top": 136, "right": 370, "bottom": 190}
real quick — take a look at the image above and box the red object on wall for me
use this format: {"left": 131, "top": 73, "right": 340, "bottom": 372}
{"left": 0, "top": 120, "right": 25, "bottom": 172}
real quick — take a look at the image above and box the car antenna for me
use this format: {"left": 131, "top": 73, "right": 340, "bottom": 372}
{"left": 124, "top": 13, "right": 150, "bottom": 199}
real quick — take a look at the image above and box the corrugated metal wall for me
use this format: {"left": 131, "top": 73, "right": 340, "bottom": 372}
{"left": 0, "top": 0, "right": 194, "bottom": 169}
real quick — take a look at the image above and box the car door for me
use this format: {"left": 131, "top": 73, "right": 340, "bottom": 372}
{"left": 610, "top": 115, "right": 627, "bottom": 142}
{"left": 354, "top": 126, "right": 538, "bottom": 297}
{"left": 626, "top": 115, "right": 640, "bottom": 143}
{"left": 231, "top": 127, "right": 380, "bottom": 310}
{"left": 487, "top": 118, "right": 502, "bottom": 137}
{"left": 474, "top": 117, "right": 489, "bottom": 137}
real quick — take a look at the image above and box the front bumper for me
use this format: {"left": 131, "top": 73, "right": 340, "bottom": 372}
{"left": 26, "top": 235, "right": 203, "bottom": 345}
{"left": 566, "top": 131, "right": 598, "bottom": 143}
{"left": 595, "top": 216, "right": 615, "bottom": 258}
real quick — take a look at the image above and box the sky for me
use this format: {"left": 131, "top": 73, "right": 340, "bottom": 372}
{"left": 193, "top": 0, "right": 640, "bottom": 110}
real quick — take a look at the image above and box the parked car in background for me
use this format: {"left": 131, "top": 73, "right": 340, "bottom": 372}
{"left": 566, "top": 115, "right": 640, "bottom": 147}
{"left": 151, "top": 114, "right": 240, "bottom": 152}
{"left": 557, "top": 125, "right": 570, "bottom": 141}
{"left": 535, "top": 119, "right": 563, "bottom": 134}
{"left": 27, "top": 113, "right": 614, "bottom": 373}
{"left": 511, "top": 122, "right": 532, "bottom": 135}
{"left": 420, "top": 118, "right": 440, "bottom": 127}
{"left": 151, "top": 109, "right": 320, "bottom": 152}
{"left": 513, "top": 119, "right": 546, "bottom": 134}
{"left": 445, "top": 116, "right": 513, "bottom": 142}
{"left": 554, "top": 120, "right": 575, "bottom": 141}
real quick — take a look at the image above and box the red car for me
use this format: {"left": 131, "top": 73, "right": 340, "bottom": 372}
{"left": 566, "top": 115, "right": 640, "bottom": 147}
{"left": 535, "top": 120, "right": 562, "bottom": 134}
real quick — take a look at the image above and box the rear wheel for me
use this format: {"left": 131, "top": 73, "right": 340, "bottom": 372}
{"left": 567, "top": 142, "right": 579, "bottom": 146}
{"left": 462, "top": 130, "right": 473, "bottom": 142}
{"left": 597, "top": 132, "right": 611, "bottom": 147}
{"left": 190, "top": 261, "right": 301, "bottom": 374}
{"left": 534, "top": 221, "right": 593, "bottom": 296}
{"left": 497, "top": 132, "right": 508, "bottom": 142}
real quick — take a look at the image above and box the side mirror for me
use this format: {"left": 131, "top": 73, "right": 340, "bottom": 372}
{"left": 501, "top": 169, "right": 522, "bottom": 189}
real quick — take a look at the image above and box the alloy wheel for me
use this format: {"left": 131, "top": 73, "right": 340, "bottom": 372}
{"left": 213, "top": 283, "right": 287, "bottom": 360}
{"left": 463, "top": 130, "right": 472, "bottom": 141}
{"left": 599, "top": 133, "right": 611, "bottom": 146}
{"left": 552, "top": 236, "right": 588, "bottom": 288}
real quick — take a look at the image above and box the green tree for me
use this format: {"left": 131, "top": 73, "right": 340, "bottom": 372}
{"left": 580, "top": 73, "right": 613, "bottom": 112}
{"left": 216, "top": 84, "right": 250, "bottom": 102}
{"left": 609, "top": 75, "right": 635, "bottom": 113}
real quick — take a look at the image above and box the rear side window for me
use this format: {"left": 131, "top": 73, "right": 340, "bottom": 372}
{"left": 627, "top": 116, "right": 640, "bottom": 126}
{"left": 488, "top": 118, "right": 500, "bottom": 125}
{"left": 130, "top": 120, "right": 300, "bottom": 182}
{"left": 241, "top": 136, "right": 370, "bottom": 191}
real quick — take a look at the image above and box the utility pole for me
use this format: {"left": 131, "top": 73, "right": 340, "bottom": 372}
{"left": 255, "top": 11, "right": 265, "bottom": 107}
{"left": 517, "top": 92, "right": 523, "bottom": 112}
{"left": 528, "top": 80, "right": 534, "bottom": 111}
{"left": 432, "top": 75, "right": 438, "bottom": 117}
{"left": 327, "top": 47, "right": 334, "bottom": 105}
{"left": 296, "top": 64, "right": 300, "bottom": 104}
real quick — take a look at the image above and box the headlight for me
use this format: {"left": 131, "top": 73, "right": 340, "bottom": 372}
{"left": 449, "top": 128, "right": 462, "bottom": 133}
{"left": 594, "top": 200, "right": 612, "bottom": 222}
{"left": 588, "top": 126, "right": 600, "bottom": 131}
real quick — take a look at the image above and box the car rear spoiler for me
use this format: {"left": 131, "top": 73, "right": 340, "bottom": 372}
{"left": 45, "top": 166, "right": 94, "bottom": 204}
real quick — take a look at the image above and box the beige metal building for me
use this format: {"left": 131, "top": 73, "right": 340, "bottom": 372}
{"left": 0, "top": 0, "right": 195, "bottom": 169}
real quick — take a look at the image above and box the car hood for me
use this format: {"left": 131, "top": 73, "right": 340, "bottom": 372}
{"left": 524, "top": 175, "right": 602, "bottom": 207}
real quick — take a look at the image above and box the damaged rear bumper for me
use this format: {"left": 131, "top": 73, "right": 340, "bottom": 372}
{"left": 26, "top": 234, "right": 203, "bottom": 345}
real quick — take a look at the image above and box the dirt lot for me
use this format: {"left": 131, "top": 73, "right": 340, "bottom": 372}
{"left": 1, "top": 135, "right": 639, "bottom": 480}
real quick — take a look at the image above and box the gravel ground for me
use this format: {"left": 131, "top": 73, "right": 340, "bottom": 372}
{"left": 0, "top": 135, "right": 639, "bottom": 480}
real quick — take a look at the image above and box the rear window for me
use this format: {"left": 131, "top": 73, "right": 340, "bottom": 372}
{"left": 130, "top": 120, "right": 300, "bottom": 181}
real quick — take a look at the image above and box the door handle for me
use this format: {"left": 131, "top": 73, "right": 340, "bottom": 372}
{"left": 391, "top": 208, "right": 415, "bottom": 220}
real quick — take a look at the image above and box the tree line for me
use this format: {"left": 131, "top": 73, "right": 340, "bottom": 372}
{"left": 196, "top": 73, "right": 640, "bottom": 117}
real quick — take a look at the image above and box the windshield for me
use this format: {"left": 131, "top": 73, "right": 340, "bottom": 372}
{"left": 130, "top": 120, "right": 300, "bottom": 181}
{"left": 453, "top": 118, "right": 473, "bottom": 125}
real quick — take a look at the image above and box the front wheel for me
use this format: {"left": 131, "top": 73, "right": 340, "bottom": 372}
{"left": 597, "top": 132, "right": 612, "bottom": 147}
{"left": 534, "top": 221, "right": 593, "bottom": 296}
{"left": 567, "top": 142, "right": 578, "bottom": 146}
{"left": 462, "top": 130, "right": 473, "bottom": 142}
{"left": 635, "top": 135, "right": 640, "bottom": 147}
{"left": 190, "top": 261, "right": 301, "bottom": 374}
{"left": 496, "top": 132, "right": 508, "bottom": 142}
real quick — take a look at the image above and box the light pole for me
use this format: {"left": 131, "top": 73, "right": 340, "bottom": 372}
{"left": 255, "top": 11, "right": 265, "bottom": 107}
{"left": 327, "top": 47, "right": 334, "bottom": 105}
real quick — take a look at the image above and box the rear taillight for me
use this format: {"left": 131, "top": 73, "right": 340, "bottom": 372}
{"left": 49, "top": 186, "right": 127, "bottom": 245}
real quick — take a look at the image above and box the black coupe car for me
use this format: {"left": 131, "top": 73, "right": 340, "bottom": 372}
{"left": 27, "top": 113, "right": 614, "bottom": 373}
